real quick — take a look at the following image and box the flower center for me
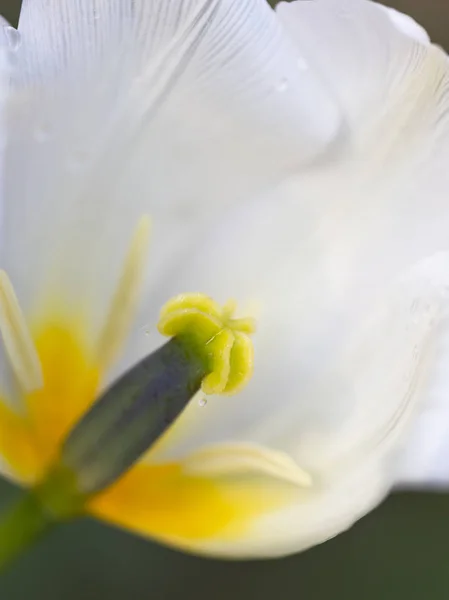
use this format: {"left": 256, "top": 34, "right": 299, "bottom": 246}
{"left": 0, "top": 216, "right": 256, "bottom": 502}
{"left": 60, "top": 292, "right": 256, "bottom": 494}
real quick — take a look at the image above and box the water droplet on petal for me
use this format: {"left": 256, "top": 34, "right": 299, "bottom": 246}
{"left": 4, "top": 26, "right": 21, "bottom": 51}
{"left": 198, "top": 397, "right": 207, "bottom": 407}
{"left": 275, "top": 78, "right": 288, "bottom": 93}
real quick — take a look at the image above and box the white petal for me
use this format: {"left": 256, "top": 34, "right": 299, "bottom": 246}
{"left": 377, "top": 4, "right": 430, "bottom": 44}
{"left": 276, "top": 0, "right": 441, "bottom": 135}
{"left": 0, "top": 25, "right": 23, "bottom": 481}
{"left": 0, "top": 17, "right": 10, "bottom": 209}
{"left": 1, "top": 0, "right": 341, "bottom": 338}
{"left": 394, "top": 317, "right": 449, "bottom": 488}
{"left": 142, "top": 1, "right": 449, "bottom": 556}
{"left": 195, "top": 458, "right": 388, "bottom": 558}
{"left": 151, "top": 253, "right": 447, "bottom": 458}
{"left": 4, "top": 0, "right": 449, "bottom": 558}
{"left": 145, "top": 254, "right": 449, "bottom": 558}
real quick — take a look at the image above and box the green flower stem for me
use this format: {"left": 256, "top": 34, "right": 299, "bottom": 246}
{"left": 0, "top": 491, "right": 56, "bottom": 571}
{"left": 0, "top": 466, "right": 86, "bottom": 572}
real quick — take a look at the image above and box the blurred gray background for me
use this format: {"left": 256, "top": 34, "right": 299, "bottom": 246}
{"left": 1, "top": 0, "right": 449, "bottom": 598}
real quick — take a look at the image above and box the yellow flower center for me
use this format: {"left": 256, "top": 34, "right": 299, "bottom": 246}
{"left": 0, "top": 216, "right": 299, "bottom": 550}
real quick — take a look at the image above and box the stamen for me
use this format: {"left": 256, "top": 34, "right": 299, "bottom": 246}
{"left": 0, "top": 271, "right": 43, "bottom": 393}
{"left": 95, "top": 215, "right": 151, "bottom": 372}
{"left": 183, "top": 443, "right": 312, "bottom": 487}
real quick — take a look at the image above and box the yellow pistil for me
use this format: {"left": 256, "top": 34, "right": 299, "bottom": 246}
{"left": 158, "top": 293, "right": 256, "bottom": 395}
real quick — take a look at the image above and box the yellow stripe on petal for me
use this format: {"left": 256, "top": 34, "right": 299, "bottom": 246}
{"left": 0, "top": 399, "right": 41, "bottom": 483}
{"left": 26, "top": 319, "right": 101, "bottom": 470}
{"left": 88, "top": 459, "right": 297, "bottom": 548}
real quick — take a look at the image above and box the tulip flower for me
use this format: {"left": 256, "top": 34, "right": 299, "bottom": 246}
{"left": 0, "top": 0, "right": 447, "bottom": 566}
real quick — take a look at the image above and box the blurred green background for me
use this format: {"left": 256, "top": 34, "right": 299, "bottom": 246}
{"left": 2, "top": 0, "right": 449, "bottom": 598}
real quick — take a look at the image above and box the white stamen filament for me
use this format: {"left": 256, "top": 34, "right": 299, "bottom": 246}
{"left": 0, "top": 270, "right": 43, "bottom": 393}
{"left": 183, "top": 443, "right": 312, "bottom": 487}
{"left": 95, "top": 215, "right": 151, "bottom": 372}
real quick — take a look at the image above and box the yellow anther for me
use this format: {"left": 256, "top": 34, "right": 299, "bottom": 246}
{"left": 158, "top": 294, "right": 255, "bottom": 395}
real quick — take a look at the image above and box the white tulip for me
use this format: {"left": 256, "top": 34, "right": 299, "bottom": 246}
{"left": 0, "top": 0, "right": 448, "bottom": 559}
